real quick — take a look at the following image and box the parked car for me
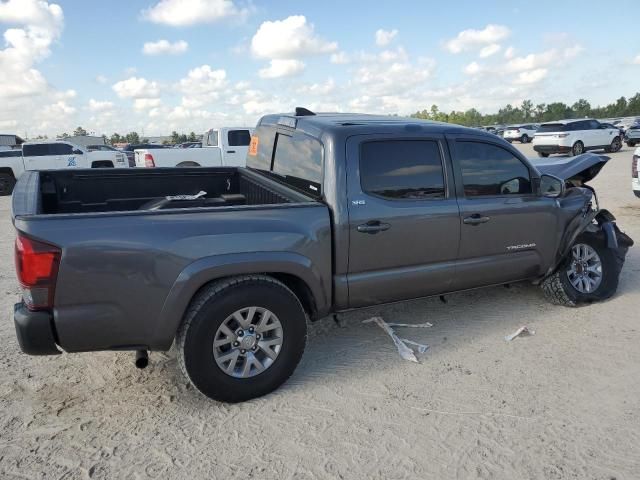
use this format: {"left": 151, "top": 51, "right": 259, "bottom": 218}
{"left": 11, "top": 110, "right": 633, "bottom": 402}
{"left": 533, "top": 119, "right": 622, "bottom": 157}
{"left": 119, "top": 143, "right": 168, "bottom": 167}
{"left": 633, "top": 147, "right": 640, "bottom": 198}
{"left": 0, "top": 140, "right": 128, "bottom": 196}
{"left": 135, "top": 127, "right": 253, "bottom": 168}
{"left": 624, "top": 124, "right": 640, "bottom": 147}
{"left": 503, "top": 124, "right": 538, "bottom": 143}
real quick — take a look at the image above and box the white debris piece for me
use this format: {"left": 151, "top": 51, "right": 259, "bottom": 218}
{"left": 166, "top": 191, "right": 207, "bottom": 201}
{"left": 386, "top": 321, "right": 433, "bottom": 328}
{"left": 363, "top": 317, "right": 430, "bottom": 362}
{"left": 505, "top": 325, "right": 535, "bottom": 342}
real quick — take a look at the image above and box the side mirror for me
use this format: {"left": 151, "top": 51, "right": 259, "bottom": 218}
{"left": 72, "top": 149, "right": 83, "bottom": 155}
{"left": 539, "top": 174, "right": 565, "bottom": 198}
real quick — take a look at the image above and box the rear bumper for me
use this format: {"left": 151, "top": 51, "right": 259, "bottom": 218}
{"left": 633, "top": 178, "right": 640, "bottom": 197}
{"left": 13, "top": 302, "right": 61, "bottom": 355}
{"left": 533, "top": 144, "right": 571, "bottom": 154}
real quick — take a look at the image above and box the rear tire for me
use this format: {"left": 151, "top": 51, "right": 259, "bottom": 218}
{"left": 571, "top": 141, "right": 584, "bottom": 156}
{"left": 176, "top": 275, "right": 307, "bottom": 403}
{"left": 0, "top": 173, "right": 16, "bottom": 196}
{"left": 537, "top": 152, "right": 549, "bottom": 158}
{"left": 521, "top": 134, "right": 529, "bottom": 143}
{"left": 627, "top": 141, "right": 636, "bottom": 147}
{"left": 541, "top": 233, "right": 625, "bottom": 306}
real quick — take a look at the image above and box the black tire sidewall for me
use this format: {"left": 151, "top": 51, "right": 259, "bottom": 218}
{"left": 521, "top": 134, "right": 528, "bottom": 143}
{"left": 182, "top": 280, "right": 307, "bottom": 402}
{"left": 572, "top": 141, "right": 584, "bottom": 156}
{"left": 557, "top": 234, "right": 619, "bottom": 303}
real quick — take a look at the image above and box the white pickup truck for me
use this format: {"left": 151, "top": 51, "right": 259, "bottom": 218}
{"left": 135, "top": 127, "right": 253, "bottom": 168}
{"left": 0, "top": 140, "right": 128, "bottom": 195}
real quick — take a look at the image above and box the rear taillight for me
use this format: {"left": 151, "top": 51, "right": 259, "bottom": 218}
{"left": 557, "top": 133, "right": 569, "bottom": 138}
{"left": 144, "top": 153, "right": 155, "bottom": 168}
{"left": 633, "top": 155, "right": 638, "bottom": 178}
{"left": 514, "top": 128, "right": 520, "bottom": 132}
{"left": 15, "top": 234, "right": 61, "bottom": 311}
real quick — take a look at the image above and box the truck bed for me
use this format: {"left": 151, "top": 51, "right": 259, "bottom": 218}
{"left": 15, "top": 167, "right": 310, "bottom": 215}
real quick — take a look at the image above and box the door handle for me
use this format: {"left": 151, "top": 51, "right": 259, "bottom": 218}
{"left": 357, "top": 221, "right": 391, "bottom": 234}
{"left": 226, "top": 150, "right": 236, "bottom": 154}
{"left": 463, "top": 214, "right": 490, "bottom": 225}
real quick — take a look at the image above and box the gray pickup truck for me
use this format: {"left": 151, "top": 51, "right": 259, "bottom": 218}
{"left": 12, "top": 109, "right": 633, "bottom": 402}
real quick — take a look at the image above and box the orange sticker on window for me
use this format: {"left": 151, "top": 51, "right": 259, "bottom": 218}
{"left": 248, "top": 135, "right": 259, "bottom": 156}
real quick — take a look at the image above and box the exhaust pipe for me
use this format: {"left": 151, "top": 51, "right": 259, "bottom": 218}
{"left": 135, "top": 349, "right": 149, "bottom": 369}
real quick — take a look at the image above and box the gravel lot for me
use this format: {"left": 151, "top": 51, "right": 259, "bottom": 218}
{"left": 1, "top": 143, "right": 639, "bottom": 479}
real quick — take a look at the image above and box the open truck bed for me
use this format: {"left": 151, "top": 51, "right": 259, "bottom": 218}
{"left": 14, "top": 167, "right": 307, "bottom": 216}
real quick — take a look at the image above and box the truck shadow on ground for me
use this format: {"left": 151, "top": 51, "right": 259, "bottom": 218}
{"left": 284, "top": 260, "right": 639, "bottom": 392}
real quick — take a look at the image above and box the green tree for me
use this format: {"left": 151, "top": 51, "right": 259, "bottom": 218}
{"left": 109, "top": 133, "right": 123, "bottom": 145}
{"left": 188, "top": 131, "right": 197, "bottom": 142}
{"left": 571, "top": 99, "right": 591, "bottom": 118}
{"left": 73, "top": 126, "right": 88, "bottom": 136}
{"left": 125, "top": 132, "right": 140, "bottom": 144}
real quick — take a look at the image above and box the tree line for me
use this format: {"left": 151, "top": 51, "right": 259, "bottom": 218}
{"left": 411, "top": 93, "right": 640, "bottom": 126}
{"left": 52, "top": 127, "right": 200, "bottom": 146}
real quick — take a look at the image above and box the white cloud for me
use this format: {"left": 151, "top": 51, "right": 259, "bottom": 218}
{"left": 142, "top": 39, "right": 188, "bottom": 55}
{"left": 134, "top": 98, "right": 162, "bottom": 111}
{"left": 141, "top": 0, "right": 248, "bottom": 26}
{"left": 88, "top": 99, "right": 114, "bottom": 112}
{"left": 297, "top": 78, "right": 336, "bottom": 95}
{"left": 177, "top": 65, "right": 228, "bottom": 107}
{"left": 444, "top": 24, "right": 510, "bottom": 53}
{"left": 504, "top": 47, "right": 580, "bottom": 73}
{"left": 251, "top": 15, "right": 337, "bottom": 60}
{"left": 95, "top": 74, "right": 108, "bottom": 84}
{"left": 375, "top": 28, "right": 398, "bottom": 47}
{"left": 330, "top": 51, "right": 350, "bottom": 64}
{"left": 512, "top": 68, "right": 548, "bottom": 85}
{"left": 634, "top": 54, "right": 640, "bottom": 65}
{"left": 113, "top": 76, "right": 161, "bottom": 99}
{"left": 479, "top": 43, "right": 501, "bottom": 58}
{"left": 504, "top": 46, "right": 515, "bottom": 59}
{"left": 464, "top": 61, "right": 482, "bottom": 75}
{"left": 258, "top": 59, "right": 305, "bottom": 79}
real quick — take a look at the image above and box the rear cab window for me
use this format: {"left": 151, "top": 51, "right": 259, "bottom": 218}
{"left": 227, "top": 130, "right": 251, "bottom": 147}
{"left": 359, "top": 140, "right": 446, "bottom": 200}
{"left": 247, "top": 125, "right": 323, "bottom": 198}
{"left": 23, "top": 144, "right": 51, "bottom": 156}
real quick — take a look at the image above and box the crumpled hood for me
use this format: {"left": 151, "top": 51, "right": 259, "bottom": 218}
{"left": 529, "top": 153, "right": 610, "bottom": 185}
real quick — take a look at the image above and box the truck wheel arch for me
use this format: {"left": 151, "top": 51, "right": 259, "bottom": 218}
{"left": 91, "top": 160, "right": 114, "bottom": 168}
{"left": 152, "top": 252, "right": 329, "bottom": 350}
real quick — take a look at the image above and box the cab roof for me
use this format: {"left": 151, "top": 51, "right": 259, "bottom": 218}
{"left": 258, "top": 110, "right": 483, "bottom": 139}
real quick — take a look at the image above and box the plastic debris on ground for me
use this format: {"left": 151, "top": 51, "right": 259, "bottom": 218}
{"left": 166, "top": 191, "right": 207, "bottom": 201}
{"left": 505, "top": 325, "right": 535, "bottom": 342}
{"left": 363, "top": 317, "right": 431, "bottom": 363}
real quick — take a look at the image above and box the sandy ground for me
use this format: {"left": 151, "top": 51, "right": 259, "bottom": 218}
{"left": 1, "top": 144, "right": 639, "bottom": 479}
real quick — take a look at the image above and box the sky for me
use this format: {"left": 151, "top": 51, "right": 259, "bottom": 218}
{"left": 1, "top": 0, "right": 639, "bottom": 138}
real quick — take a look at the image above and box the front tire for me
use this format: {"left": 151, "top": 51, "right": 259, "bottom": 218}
{"left": 627, "top": 141, "right": 636, "bottom": 147}
{"left": 537, "top": 152, "right": 549, "bottom": 158}
{"left": 605, "top": 136, "right": 622, "bottom": 153}
{"left": 176, "top": 275, "right": 307, "bottom": 403}
{"left": 541, "top": 233, "right": 625, "bottom": 306}
{"left": 521, "top": 134, "right": 529, "bottom": 143}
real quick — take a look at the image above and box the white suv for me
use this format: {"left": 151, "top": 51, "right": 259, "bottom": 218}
{"left": 533, "top": 119, "right": 622, "bottom": 157}
{"left": 503, "top": 124, "right": 538, "bottom": 143}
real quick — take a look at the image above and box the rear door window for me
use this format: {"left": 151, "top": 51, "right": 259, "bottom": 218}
{"left": 359, "top": 140, "right": 446, "bottom": 200}
{"left": 227, "top": 130, "right": 251, "bottom": 147}
{"left": 23, "top": 144, "right": 51, "bottom": 156}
